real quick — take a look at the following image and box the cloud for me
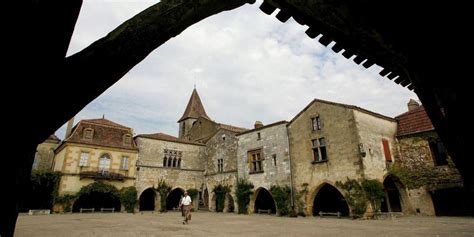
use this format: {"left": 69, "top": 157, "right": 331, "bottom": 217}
{"left": 57, "top": 0, "right": 417, "bottom": 139}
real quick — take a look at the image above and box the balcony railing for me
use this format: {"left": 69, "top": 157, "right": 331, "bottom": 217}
{"left": 79, "top": 166, "right": 130, "bottom": 181}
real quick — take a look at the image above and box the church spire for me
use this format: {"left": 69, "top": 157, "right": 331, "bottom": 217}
{"left": 178, "top": 89, "right": 210, "bottom": 122}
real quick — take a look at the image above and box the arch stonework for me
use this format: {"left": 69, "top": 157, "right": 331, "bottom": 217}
{"left": 382, "top": 175, "right": 414, "bottom": 214}
{"left": 308, "top": 181, "right": 350, "bottom": 216}
{"left": 249, "top": 186, "right": 276, "bottom": 214}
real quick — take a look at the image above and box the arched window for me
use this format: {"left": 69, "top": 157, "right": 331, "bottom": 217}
{"left": 168, "top": 157, "right": 172, "bottom": 167}
{"left": 178, "top": 159, "right": 181, "bottom": 168}
{"left": 99, "top": 154, "right": 111, "bottom": 171}
{"left": 172, "top": 158, "right": 177, "bottom": 167}
{"left": 163, "top": 157, "right": 167, "bottom": 167}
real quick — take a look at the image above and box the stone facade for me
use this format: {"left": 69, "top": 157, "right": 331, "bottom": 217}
{"left": 287, "top": 99, "right": 399, "bottom": 216}
{"left": 237, "top": 121, "right": 291, "bottom": 213}
{"left": 134, "top": 135, "right": 205, "bottom": 210}
{"left": 32, "top": 135, "right": 61, "bottom": 171}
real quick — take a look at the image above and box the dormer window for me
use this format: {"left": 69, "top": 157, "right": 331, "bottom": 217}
{"left": 83, "top": 128, "right": 94, "bottom": 140}
{"left": 123, "top": 134, "right": 132, "bottom": 145}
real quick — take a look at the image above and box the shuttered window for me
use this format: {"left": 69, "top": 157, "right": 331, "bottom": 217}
{"left": 382, "top": 139, "right": 392, "bottom": 162}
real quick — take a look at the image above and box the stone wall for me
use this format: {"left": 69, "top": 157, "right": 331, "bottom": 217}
{"left": 53, "top": 143, "right": 137, "bottom": 194}
{"left": 33, "top": 139, "right": 60, "bottom": 171}
{"left": 237, "top": 123, "right": 290, "bottom": 191}
{"left": 353, "top": 110, "right": 397, "bottom": 180}
{"left": 135, "top": 136, "right": 205, "bottom": 201}
{"left": 288, "top": 101, "right": 362, "bottom": 215}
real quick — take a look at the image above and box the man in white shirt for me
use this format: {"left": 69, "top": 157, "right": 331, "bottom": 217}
{"left": 180, "top": 191, "right": 192, "bottom": 224}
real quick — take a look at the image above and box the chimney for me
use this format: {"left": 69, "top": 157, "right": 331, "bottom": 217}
{"left": 65, "top": 117, "right": 75, "bottom": 139}
{"left": 254, "top": 121, "right": 263, "bottom": 129}
{"left": 407, "top": 99, "right": 420, "bottom": 111}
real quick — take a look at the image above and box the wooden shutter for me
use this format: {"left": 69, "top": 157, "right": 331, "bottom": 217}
{"left": 382, "top": 139, "right": 392, "bottom": 162}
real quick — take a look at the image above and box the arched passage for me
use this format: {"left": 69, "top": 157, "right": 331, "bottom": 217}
{"left": 73, "top": 191, "right": 121, "bottom": 212}
{"left": 139, "top": 188, "right": 156, "bottom": 211}
{"left": 312, "top": 184, "right": 349, "bottom": 216}
{"left": 254, "top": 188, "right": 276, "bottom": 214}
{"left": 381, "top": 176, "right": 402, "bottom": 212}
{"left": 431, "top": 187, "right": 472, "bottom": 216}
{"left": 166, "top": 188, "right": 184, "bottom": 210}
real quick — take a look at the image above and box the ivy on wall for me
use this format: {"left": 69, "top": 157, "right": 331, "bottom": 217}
{"left": 270, "top": 185, "right": 292, "bottom": 216}
{"left": 235, "top": 178, "right": 254, "bottom": 214}
{"left": 23, "top": 171, "right": 61, "bottom": 211}
{"left": 213, "top": 184, "right": 231, "bottom": 212}
{"left": 120, "top": 186, "right": 137, "bottom": 213}
{"left": 155, "top": 179, "right": 172, "bottom": 212}
{"left": 389, "top": 163, "right": 463, "bottom": 190}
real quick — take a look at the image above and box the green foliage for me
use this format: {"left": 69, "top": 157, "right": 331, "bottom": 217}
{"left": 336, "top": 178, "right": 367, "bottom": 218}
{"left": 155, "top": 179, "right": 172, "bottom": 212}
{"left": 388, "top": 163, "right": 462, "bottom": 190}
{"left": 235, "top": 178, "right": 254, "bottom": 214}
{"left": 24, "top": 171, "right": 61, "bottom": 211}
{"left": 186, "top": 188, "right": 199, "bottom": 200}
{"left": 213, "top": 184, "right": 231, "bottom": 212}
{"left": 120, "top": 186, "right": 137, "bottom": 213}
{"left": 54, "top": 194, "right": 76, "bottom": 212}
{"left": 77, "top": 181, "right": 119, "bottom": 197}
{"left": 361, "top": 179, "right": 385, "bottom": 212}
{"left": 270, "top": 185, "right": 292, "bottom": 216}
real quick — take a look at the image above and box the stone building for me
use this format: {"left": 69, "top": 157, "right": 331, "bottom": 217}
{"left": 32, "top": 134, "right": 61, "bottom": 171}
{"left": 53, "top": 118, "right": 138, "bottom": 212}
{"left": 394, "top": 100, "right": 467, "bottom": 216}
{"left": 236, "top": 121, "right": 291, "bottom": 214}
{"left": 135, "top": 89, "right": 247, "bottom": 213}
{"left": 287, "top": 99, "right": 399, "bottom": 217}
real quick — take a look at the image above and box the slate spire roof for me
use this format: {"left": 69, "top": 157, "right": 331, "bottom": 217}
{"left": 178, "top": 89, "right": 210, "bottom": 122}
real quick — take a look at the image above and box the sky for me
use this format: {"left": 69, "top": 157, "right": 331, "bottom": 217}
{"left": 57, "top": 0, "right": 417, "bottom": 139}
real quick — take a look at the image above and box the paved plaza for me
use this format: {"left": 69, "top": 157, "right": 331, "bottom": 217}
{"left": 15, "top": 211, "right": 474, "bottom": 236}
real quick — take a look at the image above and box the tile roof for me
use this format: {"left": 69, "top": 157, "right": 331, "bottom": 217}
{"left": 136, "top": 132, "right": 205, "bottom": 146}
{"left": 178, "top": 89, "right": 210, "bottom": 122}
{"left": 63, "top": 118, "right": 137, "bottom": 151}
{"left": 395, "top": 105, "right": 434, "bottom": 136}
{"left": 217, "top": 123, "right": 249, "bottom": 133}
{"left": 236, "top": 121, "right": 288, "bottom": 136}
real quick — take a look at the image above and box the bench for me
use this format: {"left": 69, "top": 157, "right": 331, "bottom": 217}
{"left": 258, "top": 209, "right": 272, "bottom": 214}
{"left": 80, "top": 208, "right": 95, "bottom": 213}
{"left": 28, "top": 209, "right": 50, "bottom": 215}
{"left": 319, "top": 211, "right": 341, "bottom": 218}
{"left": 100, "top": 208, "right": 115, "bottom": 213}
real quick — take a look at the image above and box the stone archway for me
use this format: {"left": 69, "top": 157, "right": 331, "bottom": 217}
{"left": 430, "top": 187, "right": 472, "bottom": 216}
{"left": 254, "top": 188, "right": 276, "bottom": 214}
{"left": 166, "top": 188, "right": 184, "bottom": 211}
{"left": 139, "top": 188, "right": 156, "bottom": 211}
{"left": 312, "top": 183, "right": 349, "bottom": 216}
{"left": 381, "top": 176, "right": 409, "bottom": 213}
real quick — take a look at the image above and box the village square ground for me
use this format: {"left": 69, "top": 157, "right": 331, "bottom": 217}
{"left": 16, "top": 212, "right": 474, "bottom": 236}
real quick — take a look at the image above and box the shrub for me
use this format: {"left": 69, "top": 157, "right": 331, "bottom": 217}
{"left": 235, "top": 178, "right": 254, "bottom": 214}
{"left": 270, "top": 185, "right": 292, "bottom": 216}
{"left": 155, "top": 179, "right": 171, "bottom": 212}
{"left": 120, "top": 186, "right": 137, "bottom": 213}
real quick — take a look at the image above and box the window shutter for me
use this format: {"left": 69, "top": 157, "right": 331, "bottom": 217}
{"left": 382, "top": 139, "right": 392, "bottom": 162}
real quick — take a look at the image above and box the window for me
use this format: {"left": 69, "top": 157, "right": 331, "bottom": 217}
{"left": 382, "top": 139, "right": 392, "bottom": 162}
{"left": 121, "top": 156, "right": 129, "bottom": 170}
{"left": 217, "top": 159, "right": 224, "bottom": 173}
{"left": 163, "top": 149, "right": 183, "bottom": 168}
{"left": 429, "top": 139, "right": 448, "bottom": 166}
{"left": 312, "top": 138, "right": 327, "bottom": 163}
{"left": 83, "top": 128, "right": 94, "bottom": 139}
{"left": 123, "top": 134, "right": 132, "bottom": 145}
{"left": 273, "top": 154, "right": 277, "bottom": 166}
{"left": 99, "top": 154, "right": 111, "bottom": 171}
{"left": 257, "top": 132, "right": 261, "bottom": 140}
{"left": 79, "top": 152, "right": 89, "bottom": 167}
{"left": 248, "top": 149, "right": 264, "bottom": 173}
{"left": 311, "top": 116, "right": 321, "bottom": 131}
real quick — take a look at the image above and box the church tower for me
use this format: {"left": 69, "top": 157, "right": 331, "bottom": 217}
{"left": 178, "top": 89, "right": 210, "bottom": 138}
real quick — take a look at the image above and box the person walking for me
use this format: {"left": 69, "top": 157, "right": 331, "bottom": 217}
{"left": 180, "top": 191, "right": 192, "bottom": 224}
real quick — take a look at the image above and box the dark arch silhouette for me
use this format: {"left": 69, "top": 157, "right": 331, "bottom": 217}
{"left": 226, "top": 193, "right": 235, "bottom": 212}
{"left": 381, "top": 177, "right": 402, "bottom": 212}
{"left": 166, "top": 188, "right": 184, "bottom": 210}
{"left": 72, "top": 191, "right": 121, "bottom": 213}
{"left": 254, "top": 188, "right": 276, "bottom": 214}
{"left": 139, "top": 188, "right": 156, "bottom": 211}
{"left": 431, "top": 187, "right": 472, "bottom": 216}
{"left": 312, "top": 184, "right": 349, "bottom": 216}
